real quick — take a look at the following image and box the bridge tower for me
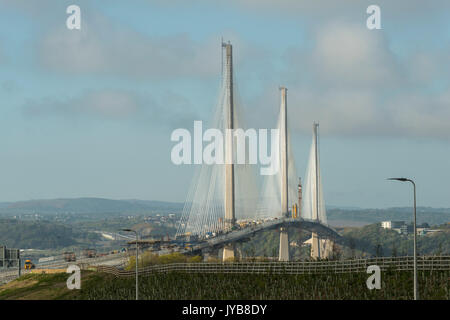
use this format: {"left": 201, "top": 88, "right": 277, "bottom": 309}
{"left": 278, "top": 86, "right": 290, "bottom": 261}
{"left": 222, "top": 42, "right": 236, "bottom": 261}
{"left": 311, "top": 122, "right": 322, "bottom": 259}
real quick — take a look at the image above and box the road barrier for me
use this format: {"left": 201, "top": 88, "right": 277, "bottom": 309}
{"left": 94, "top": 255, "right": 450, "bottom": 278}
{"left": 0, "top": 252, "right": 128, "bottom": 285}
{"left": 0, "top": 270, "right": 32, "bottom": 284}
{"left": 36, "top": 252, "right": 128, "bottom": 269}
{"left": 30, "top": 268, "right": 67, "bottom": 274}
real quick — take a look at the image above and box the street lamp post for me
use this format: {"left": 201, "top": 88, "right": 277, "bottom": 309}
{"left": 387, "top": 177, "right": 418, "bottom": 300}
{"left": 121, "top": 228, "right": 139, "bottom": 300}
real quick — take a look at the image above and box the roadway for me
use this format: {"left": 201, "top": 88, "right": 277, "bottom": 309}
{"left": 36, "top": 252, "right": 129, "bottom": 269}
{"left": 0, "top": 252, "right": 129, "bottom": 285}
{"left": 183, "top": 217, "right": 342, "bottom": 254}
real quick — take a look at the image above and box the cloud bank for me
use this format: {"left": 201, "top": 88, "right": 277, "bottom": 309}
{"left": 3, "top": 1, "right": 448, "bottom": 140}
{"left": 22, "top": 89, "right": 199, "bottom": 129}
{"left": 259, "top": 22, "right": 450, "bottom": 140}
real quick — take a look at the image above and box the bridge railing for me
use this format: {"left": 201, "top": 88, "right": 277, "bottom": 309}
{"left": 94, "top": 255, "right": 450, "bottom": 277}
{"left": 195, "top": 218, "right": 340, "bottom": 251}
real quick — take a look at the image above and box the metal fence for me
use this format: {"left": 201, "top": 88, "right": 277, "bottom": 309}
{"left": 2, "top": 255, "right": 448, "bottom": 283}
{"left": 0, "top": 269, "right": 32, "bottom": 285}
{"left": 94, "top": 255, "right": 450, "bottom": 278}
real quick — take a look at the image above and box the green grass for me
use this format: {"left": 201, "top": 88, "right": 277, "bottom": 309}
{"left": 1, "top": 269, "right": 448, "bottom": 300}
{"left": 0, "top": 272, "right": 78, "bottom": 300}
{"left": 78, "top": 270, "right": 449, "bottom": 300}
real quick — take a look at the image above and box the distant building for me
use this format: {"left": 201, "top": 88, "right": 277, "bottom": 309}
{"left": 400, "top": 224, "right": 411, "bottom": 235}
{"left": 382, "top": 221, "right": 433, "bottom": 236}
{"left": 381, "top": 221, "right": 405, "bottom": 229}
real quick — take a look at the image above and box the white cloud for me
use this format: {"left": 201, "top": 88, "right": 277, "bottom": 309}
{"left": 1, "top": 80, "right": 19, "bottom": 94}
{"left": 285, "top": 21, "right": 403, "bottom": 89}
{"left": 37, "top": 12, "right": 223, "bottom": 79}
{"left": 227, "top": 0, "right": 450, "bottom": 18}
{"left": 387, "top": 91, "right": 450, "bottom": 138}
{"left": 9, "top": 1, "right": 450, "bottom": 140}
{"left": 248, "top": 22, "right": 450, "bottom": 140}
{"left": 407, "top": 50, "right": 450, "bottom": 86}
{"left": 312, "top": 23, "right": 401, "bottom": 87}
{"left": 22, "top": 89, "right": 199, "bottom": 128}
{"left": 24, "top": 89, "right": 140, "bottom": 119}
{"left": 289, "top": 89, "right": 381, "bottom": 135}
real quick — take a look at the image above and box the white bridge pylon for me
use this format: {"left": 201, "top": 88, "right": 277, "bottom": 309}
{"left": 176, "top": 42, "right": 259, "bottom": 241}
{"left": 303, "top": 122, "right": 332, "bottom": 259}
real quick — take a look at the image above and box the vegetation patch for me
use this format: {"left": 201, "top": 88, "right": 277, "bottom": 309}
{"left": 125, "top": 252, "right": 203, "bottom": 270}
{"left": 1, "top": 269, "right": 447, "bottom": 300}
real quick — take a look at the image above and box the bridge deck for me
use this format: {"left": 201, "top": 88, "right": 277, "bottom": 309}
{"left": 184, "top": 217, "right": 341, "bottom": 253}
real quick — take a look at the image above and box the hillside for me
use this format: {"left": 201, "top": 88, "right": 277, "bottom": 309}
{"left": 1, "top": 198, "right": 449, "bottom": 226}
{"left": 239, "top": 222, "right": 450, "bottom": 259}
{"left": 327, "top": 207, "right": 450, "bottom": 226}
{"left": 341, "top": 223, "right": 450, "bottom": 257}
{"left": 0, "top": 198, "right": 184, "bottom": 215}
{"left": 0, "top": 219, "right": 100, "bottom": 249}
{"left": 0, "top": 197, "right": 448, "bottom": 255}
{"left": 1, "top": 198, "right": 448, "bottom": 226}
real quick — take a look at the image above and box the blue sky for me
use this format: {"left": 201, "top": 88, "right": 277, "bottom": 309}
{"left": 0, "top": 0, "right": 449, "bottom": 208}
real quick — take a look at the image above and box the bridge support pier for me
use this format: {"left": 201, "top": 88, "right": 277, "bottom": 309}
{"left": 323, "top": 239, "right": 334, "bottom": 259}
{"left": 222, "top": 244, "right": 235, "bottom": 261}
{"left": 279, "top": 227, "right": 289, "bottom": 261}
{"left": 311, "top": 232, "right": 321, "bottom": 260}
{"left": 202, "top": 252, "right": 210, "bottom": 262}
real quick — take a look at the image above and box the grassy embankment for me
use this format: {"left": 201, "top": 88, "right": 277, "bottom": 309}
{"left": 1, "top": 269, "right": 448, "bottom": 300}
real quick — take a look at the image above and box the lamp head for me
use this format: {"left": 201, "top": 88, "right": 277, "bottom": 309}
{"left": 387, "top": 177, "right": 408, "bottom": 182}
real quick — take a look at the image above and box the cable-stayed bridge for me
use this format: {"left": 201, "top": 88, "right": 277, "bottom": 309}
{"left": 175, "top": 41, "right": 341, "bottom": 261}
{"left": 181, "top": 217, "right": 340, "bottom": 256}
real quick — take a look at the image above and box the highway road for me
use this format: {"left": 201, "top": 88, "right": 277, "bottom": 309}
{"left": 0, "top": 252, "right": 129, "bottom": 285}
{"left": 187, "top": 217, "right": 341, "bottom": 254}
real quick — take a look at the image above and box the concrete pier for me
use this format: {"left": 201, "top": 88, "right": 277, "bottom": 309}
{"left": 279, "top": 227, "right": 289, "bottom": 261}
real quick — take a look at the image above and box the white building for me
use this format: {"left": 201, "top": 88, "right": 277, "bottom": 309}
{"left": 381, "top": 221, "right": 405, "bottom": 229}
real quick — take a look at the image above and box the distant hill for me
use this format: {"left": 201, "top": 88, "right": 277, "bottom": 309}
{"left": 0, "top": 198, "right": 448, "bottom": 226}
{"left": 0, "top": 219, "right": 100, "bottom": 249}
{"left": 0, "top": 202, "right": 12, "bottom": 209}
{"left": 341, "top": 223, "right": 450, "bottom": 256}
{"left": 327, "top": 207, "right": 450, "bottom": 226}
{"left": 0, "top": 198, "right": 184, "bottom": 215}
